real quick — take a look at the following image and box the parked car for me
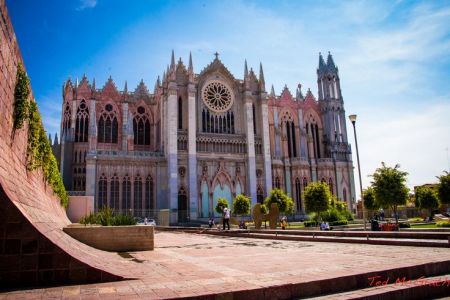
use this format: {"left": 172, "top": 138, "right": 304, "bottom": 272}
{"left": 137, "top": 217, "right": 156, "bottom": 226}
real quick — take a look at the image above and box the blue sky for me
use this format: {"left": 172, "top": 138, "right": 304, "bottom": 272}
{"left": 7, "top": 0, "right": 450, "bottom": 196}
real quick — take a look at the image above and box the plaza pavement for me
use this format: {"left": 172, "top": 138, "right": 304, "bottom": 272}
{"left": 1, "top": 231, "right": 450, "bottom": 299}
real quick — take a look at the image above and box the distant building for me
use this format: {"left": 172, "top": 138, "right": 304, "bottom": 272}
{"left": 54, "top": 51, "right": 356, "bottom": 223}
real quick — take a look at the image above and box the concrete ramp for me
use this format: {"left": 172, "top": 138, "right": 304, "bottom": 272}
{"left": 0, "top": 2, "right": 128, "bottom": 287}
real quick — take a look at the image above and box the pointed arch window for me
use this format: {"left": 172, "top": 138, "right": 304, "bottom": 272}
{"left": 303, "top": 178, "right": 308, "bottom": 191}
{"left": 178, "top": 97, "right": 183, "bottom": 130}
{"left": 110, "top": 174, "right": 119, "bottom": 209}
{"left": 201, "top": 108, "right": 235, "bottom": 134}
{"left": 75, "top": 100, "right": 89, "bottom": 143}
{"left": 122, "top": 175, "right": 131, "bottom": 211}
{"left": 274, "top": 177, "right": 281, "bottom": 189}
{"left": 252, "top": 104, "right": 257, "bottom": 135}
{"left": 133, "top": 106, "right": 151, "bottom": 147}
{"left": 97, "top": 104, "right": 118, "bottom": 144}
{"left": 63, "top": 103, "right": 71, "bottom": 138}
{"left": 343, "top": 188, "right": 347, "bottom": 202}
{"left": 98, "top": 174, "right": 107, "bottom": 209}
{"left": 134, "top": 175, "right": 143, "bottom": 212}
{"left": 145, "top": 175, "right": 154, "bottom": 210}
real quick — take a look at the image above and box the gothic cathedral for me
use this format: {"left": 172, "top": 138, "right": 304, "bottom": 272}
{"left": 56, "top": 51, "right": 356, "bottom": 223}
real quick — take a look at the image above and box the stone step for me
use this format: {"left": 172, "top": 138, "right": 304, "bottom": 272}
{"left": 306, "top": 274, "right": 450, "bottom": 300}
{"left": 204, "top": 230, "right": 450, "bottom": 248}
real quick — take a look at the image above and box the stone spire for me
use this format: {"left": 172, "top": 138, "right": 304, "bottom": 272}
{"left": 54, "top": 133, "right": 58, "bottom": 145}
{"left": 48, "top": 134, "right": 52, "bottom": 145}
{"left": 327, "top": 51, "right": 337, "bottom": 73}
{"left": 75, "top": 77, "right": 79, "bottom": 89}
{"left": 154, "top": 76, "right": 160, "bottom": 94}
{"left": 124, "top": 80, "right": 128, "bottom": 94}
{"left": 244, "top": 60, "right": 248, "bottom": 78}
{"left": 270, "top": 84, "right": 275, "bottom": 98}
{"left": 188, "top": 52, "right": 194, "bottom": 82}
{"left": 170, "top": 50, "right": 175, "bottom": 70}
{"left": 92, "top": 77, "right": 96, "bottom": 91}
{"left": 318, "top": 52, "right": 326, "bottom": 74}
{"left": 259, "top": 62, "right": 265, "bottom": 92}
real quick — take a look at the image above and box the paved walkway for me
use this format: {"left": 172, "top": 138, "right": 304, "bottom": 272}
{"left": 2, "top": 231, "right": 450, "bottom": 299}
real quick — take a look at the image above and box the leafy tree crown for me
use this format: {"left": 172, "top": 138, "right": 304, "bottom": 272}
{"left": 264, "top": 188, "right": 294, "bottom": 214}
{"left": 233, "top": 194, "right": 251, "bottom": 216}
{"left": 304, "top": 182, "right": 331, "bottom": 214}
{"left": 215, "top": 198, "right": 229, "bottom": 214}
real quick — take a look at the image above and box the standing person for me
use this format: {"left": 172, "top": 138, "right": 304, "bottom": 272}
{"left": 223, "top": 207, "right": 230, "bottom": 230}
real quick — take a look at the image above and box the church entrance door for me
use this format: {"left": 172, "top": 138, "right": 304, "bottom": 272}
{"left": 178, "top": 188, "right": 188, "bottom": 223}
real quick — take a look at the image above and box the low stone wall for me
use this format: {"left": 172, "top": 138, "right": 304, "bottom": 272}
{"left": 63, "top": 225, "right": 154, "bottom": 252}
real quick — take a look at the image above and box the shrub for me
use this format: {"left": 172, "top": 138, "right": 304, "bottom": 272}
{"left": 304, "top": 220, "right": 318, "bottom": 227}
{"left": 436, "top": 221, "right": 450, "bottom": 228}
{"left": 79, "top": 207, "right": 136, "bottom": 226}
{"left": 16, "top": 68, "right": 68, "bottom": 207}
{"left": 321, "top": 207, "right": 342, "bottom": 222}
{"left": 329, "top": 220, "right": 348, "bottom": 226}
{"left": 13, "top": 63, "right": 30, "bottom": 130}
{"left": 233, "top": 194, "right": 251, "bottom": 216}
{"left": 215, "top": 198, "right": 229, "bottom": 215}
{"left": 111, "top": 213, "right": 136, "bottom": 226}
{"left": 399, "top": 222, "right": 411, "bottom": 228}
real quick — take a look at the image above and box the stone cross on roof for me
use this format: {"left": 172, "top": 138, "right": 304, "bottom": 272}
{"left": 214, "top": 52, "right": 219, "bottom": 60}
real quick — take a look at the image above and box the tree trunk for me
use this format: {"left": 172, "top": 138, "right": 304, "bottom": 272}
{"left": 393, "top": 205, "right": 399, "bottom": 225}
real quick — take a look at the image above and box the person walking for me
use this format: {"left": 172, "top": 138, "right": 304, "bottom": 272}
{"left": 223, "top": 207, "right": 230, "bottom": 230}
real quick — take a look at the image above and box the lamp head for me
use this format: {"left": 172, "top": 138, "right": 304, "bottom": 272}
{"left": 348, "top": 114, "right": 357, "bottom": 124}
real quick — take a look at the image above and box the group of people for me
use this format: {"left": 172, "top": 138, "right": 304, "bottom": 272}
{"left": 320, "top": 221, "right": 330, "bottom": 231}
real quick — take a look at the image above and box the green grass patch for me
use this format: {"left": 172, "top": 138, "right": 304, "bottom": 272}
{"left": 410, "top": 223, "right": 437, "bottom": 229}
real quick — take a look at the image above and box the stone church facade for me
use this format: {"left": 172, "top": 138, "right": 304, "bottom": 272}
{"left": 57, "top": 51, "right": 356, "bottom": 223}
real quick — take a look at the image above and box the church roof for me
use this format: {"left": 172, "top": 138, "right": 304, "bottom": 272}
{"left": 198, "top": 54, "right": 236, "bottom": 83}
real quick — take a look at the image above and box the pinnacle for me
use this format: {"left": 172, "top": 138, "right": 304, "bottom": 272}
{"left": 244, "top": 60, "right": 248, "bottom": 78}
{"left": 170, "top": 50, "right": 175, "bottom": 68}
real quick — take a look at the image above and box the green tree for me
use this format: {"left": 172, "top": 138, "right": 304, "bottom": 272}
{"left": 363, "top": 187, "right": 379, "bottom": 211}
{"left": 233, "top": 194, "right": 251, "bottom": 216}
{"left": 437, "top": 171, "right": 450, "bottom": 204}
{"left": 264, "top": 189, "right": 294, "bottom": 214}
{"left": 215, "top": 198, "right": 229, "bottom": 215}
{"left": 415, "top": 186, "right": 440, "bottom": 219}
{"left": 371, "top": 162, "right": 409, "bottom": 225}
{"left": 304, "top": 182, "right": 331, "bottom": 221}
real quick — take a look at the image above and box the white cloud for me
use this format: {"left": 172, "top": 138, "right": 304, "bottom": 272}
{"left": 77, "top": 0, "right": 97, "bottom": 11}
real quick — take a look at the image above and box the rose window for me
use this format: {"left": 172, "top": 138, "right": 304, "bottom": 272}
{"left": 202, "top": 81, "right": 233, "bottom": 112}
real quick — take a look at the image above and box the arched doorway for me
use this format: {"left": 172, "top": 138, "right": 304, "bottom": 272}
{"left": 201, "top": 181, "right": 209, "bottom": 218}
{"left": 212, "top": 184, "right": 232, "bottom": 216}
{"left": 178, "top": 187, "right": 188, "bottom": 223}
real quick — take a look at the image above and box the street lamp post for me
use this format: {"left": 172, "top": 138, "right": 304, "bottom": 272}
{"left": 348, "top": 114, "right": 367, "bottom": 231}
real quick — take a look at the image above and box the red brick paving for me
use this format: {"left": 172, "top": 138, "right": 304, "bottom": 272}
{"left": 2, "top": 231, "right": 450, "bottom": 298}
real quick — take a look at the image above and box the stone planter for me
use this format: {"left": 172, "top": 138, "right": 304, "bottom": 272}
{"left": 63, "top": 224, "right": 154, "bottom": 252}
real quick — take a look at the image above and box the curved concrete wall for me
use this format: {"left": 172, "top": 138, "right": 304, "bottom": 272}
{"left": 0, "top": 2, "right": 126, "bottom": 287}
